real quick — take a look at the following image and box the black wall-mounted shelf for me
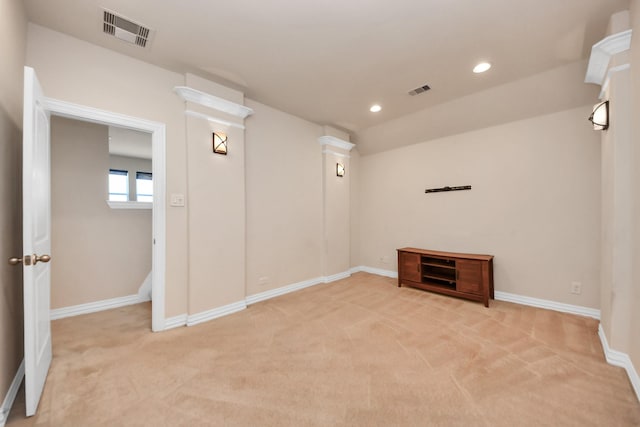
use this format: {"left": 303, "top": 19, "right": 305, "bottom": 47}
{"left": 425, "top": 185, "right": 471, "bottom": 194}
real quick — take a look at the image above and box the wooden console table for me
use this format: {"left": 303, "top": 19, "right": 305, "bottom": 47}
{"left": 397, "top": 248, "right": 494, "bottom": 307}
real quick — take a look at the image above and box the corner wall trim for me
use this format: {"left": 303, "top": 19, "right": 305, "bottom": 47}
{"left": 50, "top": 294, "right": 150, "bottom": 320}
{"left": 494, "top": 291, "right": 600, "bottom": 319}
{"left": 164, "top": 314, "right": 188, "bottom": 330}
{"left": 187, "top": 301, "right": 247, "bottom": 327}
{"left": 0, "top": 359, "right": 24, "bottom": 427}
{"left": 598, "top": 324, "right": 640, "bottom": 402}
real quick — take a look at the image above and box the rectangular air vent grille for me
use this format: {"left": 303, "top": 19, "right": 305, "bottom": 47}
{"left": 408, "top": 84, "right": 431, "bottom": 96}
{"left": 103, "top": 10, "right": 151, "bottom": 48}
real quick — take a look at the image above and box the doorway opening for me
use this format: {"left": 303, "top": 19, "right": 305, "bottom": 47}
{"left": 44, "top": 98, "right": 166, "bottom": 332}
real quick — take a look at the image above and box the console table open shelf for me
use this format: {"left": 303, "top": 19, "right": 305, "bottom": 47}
{"left": 397, "top": 247, "right": 494, "bottom": 307}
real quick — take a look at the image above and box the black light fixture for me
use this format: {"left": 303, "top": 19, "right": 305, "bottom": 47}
{"left": 336, "top": 163, "right": 345, "bottom": 177}
{"left": 213, "top": 132, "right": 228, "bottom": 155}
{"left": 588, "top": 100, "right": 609, "bottom": 131}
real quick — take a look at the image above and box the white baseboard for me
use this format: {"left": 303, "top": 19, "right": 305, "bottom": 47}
{"left": 0, "top": 359, "right": 24, "bottom": 427}
{"left": 323, "top": 271, "right": 351, "bottom": 283}
{"left": 349, "top": 265, "right": 398, "bottom": 278}
{"left": 598, "top": 324, "right": 640, "bottom": 402}
{"left": 246, "top": 277, "right": 324, "bottom": 305}
{"left": 187, "top": 300, "right": 247, "bottom": 327}
{"left": 50, "top": 294, "right": 150, "bottom": 320}
{"left": 163, "top": 313, "right": 187, "bottom": 330}
{"left": 349, "top": 267, "right": 600, "bottom": 319}
{"left": 494, "top": 291, "right": 600, "bottom": 319}
{"left": 245, "top": 270, "right": 352, "bottom": 306}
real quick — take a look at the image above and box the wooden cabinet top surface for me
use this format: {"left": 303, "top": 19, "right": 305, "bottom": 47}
{"left": 397, "top": 247, "right": 494, "bottom": 261}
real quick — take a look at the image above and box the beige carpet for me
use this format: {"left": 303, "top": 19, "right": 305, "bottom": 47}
{"left": 7, "top": 272, "right": 640, "bottom": 426}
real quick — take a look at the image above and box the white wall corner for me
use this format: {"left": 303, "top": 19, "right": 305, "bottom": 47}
{"left": 137, "top": 271, "right": 152, "bottom": 301}
{"left": 173, "top": 86, "right": 253, "bottom": 119}
{"left": 598, "top": 324, "right": 640, "bottom": 402}
{"left": 585, "top": 29, "right": 632, "bottom": 86}
{"left": 0, "top": 359, "right": 24, "bottom": 427}
{"left": 318, "top": 135, "right": 356, "bottom": 152}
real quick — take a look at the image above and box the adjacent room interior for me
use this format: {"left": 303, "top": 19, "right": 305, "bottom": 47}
{"left": 1, "top": 0, "right": 639, "bottom": 425}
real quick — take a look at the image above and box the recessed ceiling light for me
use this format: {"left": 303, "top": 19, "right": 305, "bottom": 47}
{"left": 473, "top": 62, "right": 491, "bottom": 73}
{"left": 370, "top": 104, "right": 382, "bottom": 113}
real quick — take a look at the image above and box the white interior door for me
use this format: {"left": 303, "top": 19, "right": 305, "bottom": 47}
{"left": 22, "top": 66, "right": 53, "bottom": 417}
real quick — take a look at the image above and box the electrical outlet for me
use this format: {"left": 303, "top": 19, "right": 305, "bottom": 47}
{"left": 571, "top": 281, "right": 582, "bottom": 295}
{"left": 258, "top": 276, "right": 270, "bottom": 287}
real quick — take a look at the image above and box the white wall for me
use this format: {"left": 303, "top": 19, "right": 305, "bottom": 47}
{"left": 599, "top": 60, "right": 632, "bottom": 352}
{"left": 50, "top": 117, "right": 151, "bottom": 309}
{"left": 0, "top": 0, "right": 26, "bottom": 413}
{"left": 355, "top": 106, "right": 601, "bottom": 308}
{"left": 25, "top": 24, "right": 354, "bottom": 324}
{"left": 244, "top": 99, "right": 324, "bottom": 296}
{"left": 26, "top": 24, "right": 188, "bottom": 317}
{"left": 183, "top": 74, "right": 248, "bottom": 314}
{"left": 630, "top": 0, "right": 640, "bottom": 378}
{"left": 322, "top": 145, "right": 352, "bottom": 276}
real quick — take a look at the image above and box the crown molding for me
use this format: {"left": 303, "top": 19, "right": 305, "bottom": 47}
{"left": 174, "top": 86, "right": 253, "bottom": 119}
{"left": 322, "top": 148, "right": 351, "bottom": 158}
{"left": 184, "top": 109, "right": 246, "bottom": 130}
{"left": 318, "top": 135, "right": 355, "bottom": 151}
{"left": 585, "top": 29, "right": 632, "bottom": 86}
{"left": 600, "top": 63, "right": 631, "bottom": 99}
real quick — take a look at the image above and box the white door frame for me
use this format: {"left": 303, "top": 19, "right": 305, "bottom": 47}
{"left": 43, "top": 98, "right": 167, "bottom": 332}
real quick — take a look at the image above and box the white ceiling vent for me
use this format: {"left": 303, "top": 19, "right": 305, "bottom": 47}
{"left": 408, "top": 84, "right": 431, "bottom": 96}
{"left": 103, "top": 10, "right": 153, "bottom": 48}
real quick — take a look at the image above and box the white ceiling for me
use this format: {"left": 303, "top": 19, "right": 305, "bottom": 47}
{"left": 108, "top": 126, "right": 152, "bottom": 160}
{"left": 25, "top": 0, "right": 628, "bottom": 147}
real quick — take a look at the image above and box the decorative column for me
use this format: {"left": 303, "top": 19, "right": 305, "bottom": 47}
{"left": 318, "top": 128, "right": 355, "bottom": 279}
{"left": 585, "top": 23, "right": 633, "bottom": 354}
{"left": 174, "top": 74, "right": 253, "bottom": 325}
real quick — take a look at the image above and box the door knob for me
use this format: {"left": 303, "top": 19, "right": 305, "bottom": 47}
{"left": 34, "top": 254, "right": 51, "bottom": 265}
{"left": 7, "top": 254, "right": 51, "bottom": 266}
{"left": 8, "top": 257, "right": 23, "bottom": 265}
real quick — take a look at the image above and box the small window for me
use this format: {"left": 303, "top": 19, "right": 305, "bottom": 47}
{"left": 136, "top": 171, "right": 153, "bottom": 202}
{"left": 108, "top": 169, "right": 129, "bottom": 201}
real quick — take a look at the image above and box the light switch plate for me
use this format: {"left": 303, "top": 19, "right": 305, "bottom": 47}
{"left": 170, "top": 193, "right": 185, "bottom": 207}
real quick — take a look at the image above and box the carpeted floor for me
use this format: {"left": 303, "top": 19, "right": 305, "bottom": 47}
{"left": 7, "top": 272, "right": 640, "bottom": 426}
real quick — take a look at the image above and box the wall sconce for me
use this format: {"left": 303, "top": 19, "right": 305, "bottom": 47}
{"left": 213, "top": 132, "right": 228, "bottom": 155}
{"left": 336, "top": 163, "right": 345, "bottom": 177}
{"left": 588, "top": 100, "right": 609, "bottom": 131}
